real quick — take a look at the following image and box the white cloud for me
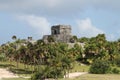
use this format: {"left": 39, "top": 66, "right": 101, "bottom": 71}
{"left": 0, "top": 0, "right": 120, "bottom": 17}
{"left": 0, "top": 0, "right": 62, "bottom": 10}
{"left": 76, "top": 18, "right": 104, "bottom": 37}
{"left": 18, "top": 15, "right": 51, "bottom": 37}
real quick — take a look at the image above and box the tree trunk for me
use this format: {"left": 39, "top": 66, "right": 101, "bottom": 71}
{"left": 16, "top": 60, "right": 19, "bottom": 69}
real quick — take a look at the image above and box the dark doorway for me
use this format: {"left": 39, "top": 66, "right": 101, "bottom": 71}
{"left": 54, "top": 30, "right": 57, "bottom": 34}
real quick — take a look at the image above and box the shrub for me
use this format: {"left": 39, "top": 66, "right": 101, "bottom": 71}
{"left": 0, "top": 53, "right": 6, "bottom": 61}
{"left": 30, "top": 66, "right": 64, "bottom": 80}
{"left": 113, "top": 56, "right": 120, "bottom": 67}
{"left": 89, "top": 60, "right": 111, "bottom": 74}
{"left": 30, "top": 71, "right": 44, "bottom": 80}
{"left": 112, "top": 68, "right": 120, "bottom": 74}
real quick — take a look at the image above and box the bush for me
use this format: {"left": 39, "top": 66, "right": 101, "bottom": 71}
{"left": 31, "top": 71, "right": 44, "bottom": 80}
{"left": 89, "top": 60, "right": 111, "bottom": 74}
{"left": 113, "top": 56, "right": 120, "bottom": 67}
{"left": 30, "top": 66, "right": 64, "bottom": 80}
{"left": 0, "top": 53, "right": 6, "bottom": 61}
{"left": 112, "top": 68, "right": 120, "bottom": 74}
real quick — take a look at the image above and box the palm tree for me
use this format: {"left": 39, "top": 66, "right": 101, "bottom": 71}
{"left": 12, "top": 35, "right": 17, "bottom": 41}
{"left": 78, "top": 37, "right": 89, "bottom": 43}
{"left": 14, "top": 39, "right": 22, "bottom": 68}
{"left": 18, "top": 45, "right": 27, "bottom": 69}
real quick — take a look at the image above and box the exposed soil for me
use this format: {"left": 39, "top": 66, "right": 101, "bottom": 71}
{"left": 65, "top": 72, "right": 88, "bottom": 78}
{"left": 0, "top": 68, "right": 18, "bottom": 79}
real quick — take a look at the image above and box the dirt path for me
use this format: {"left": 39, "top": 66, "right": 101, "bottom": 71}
{"left": 0, "top": 68, "right": 19, "bottom": 79}
{"left": 0, "top": 68, "right": 87, "bottom": 79}
{"left": 65, "top": 72, "right": 88, "bottom": 78}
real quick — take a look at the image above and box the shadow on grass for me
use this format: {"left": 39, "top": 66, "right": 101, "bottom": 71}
{"left": 9, "top": 68, "right": 33, "bottom": 75}
{"left": 0, "top": 64, "right": 15, "bottom": 68}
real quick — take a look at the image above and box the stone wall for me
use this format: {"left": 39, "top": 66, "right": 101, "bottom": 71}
{"left": 43, "top": 25, "right": 72, "bottom": 43}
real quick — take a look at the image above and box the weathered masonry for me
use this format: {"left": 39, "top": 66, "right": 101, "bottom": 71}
{"left": 43, "top": 25, "right": 73, "bottom": 43}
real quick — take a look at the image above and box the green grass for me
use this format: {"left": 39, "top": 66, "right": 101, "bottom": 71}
{"left": 0, "top": 61, "right": 33, "bottom": 76}
{"left": 3, "top": 74, "right": 120, "bottom": 80}
{"left": 59, "top": 62, "right": 120, "bottom": 80}
{"left": 0, "top": 61, "right": 15, "bottom": 68}
{"left": 1, "top": 61, "right": 120, "bottom": 80}
{"left": 70, "top": 62, "right": 90, "bottom": 72}
{"left": 60, "top": 74, "right": 120, "bottom": 80}
{"left": 0, "top": 61, "right": 90, "bottom": 75}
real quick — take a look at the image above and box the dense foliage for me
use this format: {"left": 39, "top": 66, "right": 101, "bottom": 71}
{"left": 31, "top": 66, "right": 64, "bottom": 80}
{"left": 1, "top": 34, "right": 120, "bottom": 79}
{"left": 89, "top": 60, "right": 111, "bottom": 74}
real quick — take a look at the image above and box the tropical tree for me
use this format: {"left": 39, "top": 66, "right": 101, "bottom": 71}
{"left": 12, "top": 35, "right": 17, "bottom": 40}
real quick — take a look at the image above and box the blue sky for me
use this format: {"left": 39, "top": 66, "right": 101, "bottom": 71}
{"left": 0, "top": 0, "right": 120, "bottom": 44}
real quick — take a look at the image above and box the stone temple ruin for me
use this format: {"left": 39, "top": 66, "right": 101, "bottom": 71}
{"left": 43, "top": 25, "right": 73, "bottom": 43}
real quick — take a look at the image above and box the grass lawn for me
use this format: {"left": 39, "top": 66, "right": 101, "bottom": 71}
{"left": 60, "top": 74, "right": 120, "bottom": 80}
{"left": 0, "top": 61, "right": 34, "bottom": 75}
{"left": 0, "top": 61, "right": 31, "bottom": 80}
{"left": 2, "top": 74, "right": 120, "bottom": 80}
{"left": 70, "top": 62, "right": 90, "bottom": 72}
{"left": 1, "top": 61, "right": 120, "bottom": 80}
{"left": 0, "top": 61, "right": 90, "bottom": 74}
